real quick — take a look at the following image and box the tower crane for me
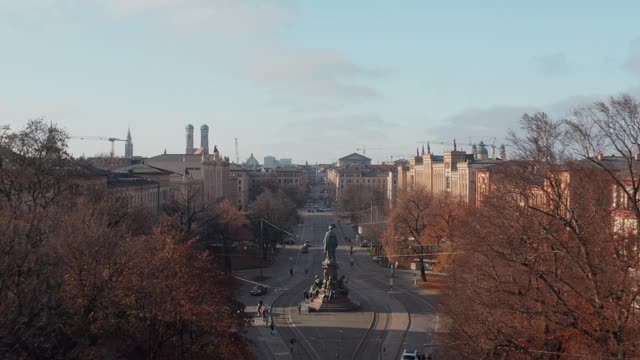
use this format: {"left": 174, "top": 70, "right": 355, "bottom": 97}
{"left": 71, "top": 136, "right": 126, "bottom": 166}
{"left": 355, "top": 145, "right": 384, "bottom": 155}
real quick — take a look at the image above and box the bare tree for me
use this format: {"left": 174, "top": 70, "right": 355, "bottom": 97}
{"left": 382, "top": 187, "right": 456, "bottom": 281}
{"left": 443, "top": 97, "right": 640, "bottom": 359}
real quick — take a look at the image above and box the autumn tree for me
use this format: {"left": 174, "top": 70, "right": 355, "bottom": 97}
{"left": 0, "top": 120, "right": 254, "bottom": 359}
{"left": 206, "top": 199, "right": 251, "bottom": 273}
{"left": 442, "top": 96, "right": 640, "bottom": 359}
{"left": 382, "top": 187, "right": 458, "bottom": 280}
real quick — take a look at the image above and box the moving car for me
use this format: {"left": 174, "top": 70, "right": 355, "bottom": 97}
{"left": 301, "top": 246, "right": 309, "bottom": 253}
{"left": 401, "top": 349, "right": 418, "bottom": 360}
{"left": 250, "top": 285, "right": 268, "bottom": 296}
{"left": 303, "top": 241, "right": 312, "bottom": 247}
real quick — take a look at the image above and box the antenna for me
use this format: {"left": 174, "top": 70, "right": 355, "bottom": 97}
{"left": 234, "top": 138, "right": 240, "bottom": 164}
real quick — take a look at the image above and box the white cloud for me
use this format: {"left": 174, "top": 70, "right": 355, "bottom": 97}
{"left": 100, "top": 0, "right": 380, "bottom": 111}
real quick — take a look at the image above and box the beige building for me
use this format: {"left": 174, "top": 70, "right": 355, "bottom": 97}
{"left": 275, "top": 166, "right": 307, "bottom": 191}
{"left": 229, "top": 163, "right": 250, "bottom": 210}
{"left": 328, "top": 166, "right": 389, "bottom": 203}
{"left": 399, "top": 141, "right": 503, "bottom": 204}
{"left": 337, "top": 153, "right": 371, "bottom": 167}
{"left": 107, "top": 175, "right": 162, "bottom": 217}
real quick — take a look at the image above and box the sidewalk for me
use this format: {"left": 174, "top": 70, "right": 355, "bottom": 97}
{"left": 246, "top": 316, "right": 294, "bottom": 360}
{"left": 238, "top": 227, "right": 309, "bottom": 360}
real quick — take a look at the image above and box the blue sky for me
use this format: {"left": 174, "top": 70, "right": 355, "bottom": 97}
{"left": 2, "top": 0, "right": 640, "bottom": 164}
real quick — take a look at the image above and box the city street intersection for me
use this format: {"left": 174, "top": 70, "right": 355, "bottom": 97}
{"left": 236, "top": 210, "right": 441, "bottom": 359}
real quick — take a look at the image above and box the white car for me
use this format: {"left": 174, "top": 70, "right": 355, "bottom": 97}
{"left": 401, "top": 349, "right": 418, "bottom": 360}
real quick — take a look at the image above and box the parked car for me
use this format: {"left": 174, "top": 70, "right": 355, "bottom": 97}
{"left": 401, "top": 349, "right": 418, "bottom": 360}
{"left": 361, "top": 240, "right": 370, "bottom": 247}
{"left": 250, "top": 285, "right": 268, "bottom": 296}
{"left": 303, "top": 241, "right": 312, "bottom": 247}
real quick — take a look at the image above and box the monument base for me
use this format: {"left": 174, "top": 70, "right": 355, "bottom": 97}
{"left": 306, "top": 294, "right": 359, "bottom": 312}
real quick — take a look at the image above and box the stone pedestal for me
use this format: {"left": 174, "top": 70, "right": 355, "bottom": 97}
{"left": 306, "top": 259, "right": 358, "bottom": 312}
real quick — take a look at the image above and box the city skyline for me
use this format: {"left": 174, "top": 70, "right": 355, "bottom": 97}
{"left": 2, "top": 1, "right": 640, "bottom": 163}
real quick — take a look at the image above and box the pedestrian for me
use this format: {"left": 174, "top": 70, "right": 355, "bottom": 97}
{"left": 289, "top": 268, "right": 293, "bottom": 277}
{"left": 297, "top": 302, "right": 302, "bottom": 315}
{"left": 270, "top": 321, "right": 275, "bottom": 335}
{"left": 256, "top": 304, "right": 262, "bottom": 318}
{"left": 262, "top": 308, "right": 267, "bottom": 323}
{"left": 258, "top": 298, "right": 263, "bottom": 307}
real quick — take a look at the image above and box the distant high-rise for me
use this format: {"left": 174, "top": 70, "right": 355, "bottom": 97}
{"left": 264, "top": 155, "right": 276, "bottom": 168}
{"left": 186, "top": 124, "right": 194, "bottom": 154}
{"left": 200, "top": 124, "right": 209, "bottom": 155}
{"left": 125, "top": 127, "right": 133, "bottom": 158}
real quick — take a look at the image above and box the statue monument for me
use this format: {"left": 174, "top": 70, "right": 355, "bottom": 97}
{"left": 306, "top": 224, "right": 357, "bottom": 312}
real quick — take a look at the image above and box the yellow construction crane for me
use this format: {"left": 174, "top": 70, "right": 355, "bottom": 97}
{"left": 71, "top": 136, "right": 125, "bottom": 166}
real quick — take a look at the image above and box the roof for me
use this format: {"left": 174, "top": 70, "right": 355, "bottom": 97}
{"left": 229, "top": 163, "right": 248, "bottom": 171}
{"left": 113, "top": 163, "right": 176, "bottom": 175}
{"left": 107, "top": 174, "right": 159, "bottom": 188}
{"left": 146, "top": 154, "right": 204, "bottom": 162}
{"left": 338, "top": 153, "right": 371, "bottom": 162}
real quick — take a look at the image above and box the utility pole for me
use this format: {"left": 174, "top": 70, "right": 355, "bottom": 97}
{"left": 260, "top": 219, "right": 264, "bottom": 277}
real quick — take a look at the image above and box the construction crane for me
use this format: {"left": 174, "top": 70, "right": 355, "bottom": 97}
{"left": 71, "top": 136, "right": 126, "bottom": 166}
{"left": 355, "top": 145, "right": 385, "bottom": 155}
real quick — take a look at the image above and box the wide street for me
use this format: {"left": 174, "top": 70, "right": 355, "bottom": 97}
{"left": 236, "top": 187, "right": 441, "bottom": 360}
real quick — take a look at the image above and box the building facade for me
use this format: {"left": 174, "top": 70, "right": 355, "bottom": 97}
{"left": 337, "top": 153, "right": 371, "bottom": 167}
{"left": 399, "top": 142, "right": 503, "bottom": 205}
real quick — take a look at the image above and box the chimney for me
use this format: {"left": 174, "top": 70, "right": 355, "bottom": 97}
{"left": 200, "top": 124, "right": 209, "bottom": 155}
{"left": 185, "top": 124, "right": 194, "bottom": 154}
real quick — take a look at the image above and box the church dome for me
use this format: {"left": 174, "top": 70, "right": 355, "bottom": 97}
{"left": 478, "top": 141, "right": 489, "bottom": 155}
{"left": 244, "top": 153, "right": 260, "bottom": 168}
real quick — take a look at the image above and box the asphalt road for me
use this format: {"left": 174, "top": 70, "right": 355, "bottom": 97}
{"left": 237, "top": 186, "right": 439, "bottom": 359}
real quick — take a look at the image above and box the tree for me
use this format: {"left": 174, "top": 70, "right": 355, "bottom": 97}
{"left": 163, "top": 182, "right": 212, "bottom": 242}
{"left": 0, "top": 120, "right": 254, "bottom": 359}
{"left": 442, "top": 96, "right": 640, "bottom": 359}
{"left": 207, "top": 199, "right": 251, "bottom": 273}
{"left": 250, "top": 189, "right": 298, "bottom": 260}
{"left": 382, "top": 187, "right": 455, "bottom": 281}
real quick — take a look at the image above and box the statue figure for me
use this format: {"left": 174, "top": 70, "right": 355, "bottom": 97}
{"left": 323, "top": 224, "right": 338, "bottom": 263}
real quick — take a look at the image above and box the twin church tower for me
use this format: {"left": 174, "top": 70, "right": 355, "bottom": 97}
{"left": 123, "top": 124, "right": 210, "bottom": 159}
{"left": 185, "top": 124, "right": 210, "bottom": 155}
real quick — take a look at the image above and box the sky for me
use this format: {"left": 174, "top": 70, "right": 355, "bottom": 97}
{"left": 2, "top": 0, "right": 640, "bottom": 164}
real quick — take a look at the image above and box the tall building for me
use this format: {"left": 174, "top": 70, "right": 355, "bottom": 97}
{"left": 125, "top": 127, "right": 133, "bottom": 158}
{"left": 264, "top": 155, "right": 276, "bottom": 168}
{"left": 200, "top": 124, "right": 209, "bottom": 155}
{"left": 185, "top": 124, "right": 194, "bottom": 154}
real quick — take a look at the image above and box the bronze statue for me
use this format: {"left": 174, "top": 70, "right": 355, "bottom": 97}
{"left": 323, "top": 224, "right": 338, "bottom": 263}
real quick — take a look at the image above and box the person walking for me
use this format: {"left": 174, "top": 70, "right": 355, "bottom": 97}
{"left": 297, "top": 302, "right": 302, "bottom": 315}
{"left": 256, "top": 304, "right": 262, "bottom": 318}
{"left": 270, "top": 321, "right": 275, "bottom": 335}
{"left": 289, "top": 268, "right": 293, "bottom": 277}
